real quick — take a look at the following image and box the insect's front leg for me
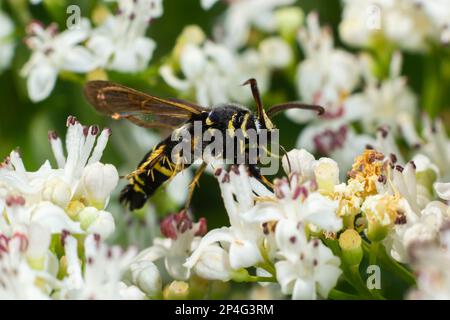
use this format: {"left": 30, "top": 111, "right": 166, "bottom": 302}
{"left": 184, "top": 161, "right": 208, "bottom": 210}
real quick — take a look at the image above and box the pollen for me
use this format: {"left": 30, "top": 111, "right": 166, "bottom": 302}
{"left": 347, "top": 149, "right": 387, "bottom": 197}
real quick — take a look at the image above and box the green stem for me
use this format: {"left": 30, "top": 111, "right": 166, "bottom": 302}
{"left": 423, "top": 54, "right": 442, "bottom": 118}
{"left": 362, "top": 240, "right": 416, "bottom": 286}
{"left": 59, "top": 71, "right": 86, "bottom": 86}
{"left": 246, "top": 276, "right": 277, "bottom": 283}
{"left": 369, "top": 241, "right": 379, "bottom": 266}
{"left": 7, "top": 0, "right": 31, "bottom": 26}
{"left": 323, "top": 238, "right": 379, "bottom": 300}
{"left": 328, "top": 289, "right": 361, "bottom": 300}
{"left": 258, "top": 244, "right": 276, "bottom": 276}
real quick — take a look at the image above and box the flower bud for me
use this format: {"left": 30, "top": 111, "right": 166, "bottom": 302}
{"left": 338, "top": 229, "right": 363, "bottom": 266}
{"left": 275, "top": 7, "right": 304, "bottom": 39}
{"left": 259, "top": 37, "right": 292, "bottom": 68}
{"left": 130, "top": 260, "right": 162, "bottom": 298}
{"left": 163, "top": 281, "right": 190, "bottom": 300}
{"left": 66, "top": 200, "right": 85, "bottom": 220}
{"left": 194, "top": 245, "right": 232, "bottom": 281}
{"left": 79, "top": 207, "right": 115, "bottom": 238}
{"left": 313, "top": 158, "right": 339, "bottom": 194}
{"left": 282, "top": 149, "right": 315, "bottom": 180}
{"left": 362, "top": 195, "right": 400, "bottom": 241}
{"left": 42, "top": 178, "right": 72, "bottom": 208}
{"left": 81, "top": 163, "right": 119, "bottom": 209}
{"left": 26, "top": 224, "right": 51, "bottom": 271}
{"left": 173, "top": 25, "right": 206, "bottom": 60}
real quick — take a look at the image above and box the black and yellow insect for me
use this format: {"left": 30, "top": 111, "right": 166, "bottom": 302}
{"left": 84, "top": 79, "right": 324, "bottom": 211}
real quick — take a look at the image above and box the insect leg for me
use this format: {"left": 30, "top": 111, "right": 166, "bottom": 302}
{"left": 247, "top": 164, "right": 274, "bottom": 189}
{"left": 184, "top": 161, "right": 208, "bottom": 210}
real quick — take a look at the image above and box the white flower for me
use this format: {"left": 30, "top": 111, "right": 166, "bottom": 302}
{"left": 161, "top": 24, "right": 291, "bottom": 106}
{"left": 192, "top": 244, "right": 233, "bottom": 281}
{"left": 79, "top": 207, "right": 115, "bottom": 238}
{"left": 416, "top": 0, "right": 450, "bottom": 44}
{"left": 136, "top": 211, "right": 207, "bottom": 280}
{"left": 419, "top": 116, "right": 450, "bottom": 180}
{"left": 0, "top": 227, "right": 57, "bottom": 299}
{"left": 87, "top": 0, "right": 162, "bottom": 72}
{"left": 185, "top": 166, "right": 271, "bottom": 272}
{"left": 295, "top": 123, "right": 374, "bottom": 178}
{"left": 80, "top": 163, "right": 119, "bottom": 209}
{"left": 408, "top": 226, "right": 450, "bottom": 299}
{"left": 258, "top": 37, "right": 292, "bottom": 68}
{"left": 339, "top": 0, "right": 436, "bottom": 51}
{"left": 202, "top": 0, "right": 295, "bottom": 48}
{"left": 128, "top": 260, "right": 162, "bottom": 297}
{"left": 345, "top": 53, "right": 420, "bottom": 146}
{"left": 250, "top": 175, "right": 342, "bottom": 233}
{"left": 21, "top": 20, "right": 97, "bottom": 102}
{"left": 0, "top": 116, "right": 118, "bottom": 238}
{"left": 435, "top": 182, "right": 450, "bottom": 201}
{"left": 60, "top": 234, "right": 143, "bottom": 299}
{"left": 281, "top": 149, "right": 316, "bottom": 181}
{"left": 0, "top": 11, "right": 14, "bottom": 73}
{"left": 291, "top": 12, "right": 360, "bottom": 121}
{"left": 274, "top": 219, "right": 341, "bottom": 299}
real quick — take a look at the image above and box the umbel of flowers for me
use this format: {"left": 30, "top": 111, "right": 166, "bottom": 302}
{"left": 1, "top": 116, "right": 450, "bottom": 299}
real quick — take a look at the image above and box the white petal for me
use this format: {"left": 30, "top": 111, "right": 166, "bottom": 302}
{"left": 27, "top": 63, "right": 58, "bottom": 102}
{"left": 292, "top": 278, "right": 316, "bottom": 300}
{"left": 62, "top": 46, "right": 98, "bottom": 73}
{"left": 194, "top": 245, "right": 232, "bottom": 281}
{"left": 31, "top": 202, "right": 82, "bottom": 234}
{"left": 435, "top": 182, "right": 450, "bottom": 200}
{"left": 275, "top": 260, "right": 297, "bottom": 294}
{"left": 303, "top": 193, "right": 342, "bottom": 232}
{"left": 86, "top": 210, "right": 115, "bottom": 238}
{"left": 314, "top": 264, "right": 342, "bottom": 298}
{"left": 229, "top": 239, "right": 262, "bottom": 269}
{"left": 184, "top": 227, "right": 234, "bottom": 268}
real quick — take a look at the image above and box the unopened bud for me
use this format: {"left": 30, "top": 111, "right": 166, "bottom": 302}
{"left": 163, "top": 281, "right": 189, "bottom": 300}
{"left": 339, "top": 229, "right": 363, "bottom": 266}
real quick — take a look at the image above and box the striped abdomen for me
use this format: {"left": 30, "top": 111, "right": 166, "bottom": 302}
{"left": 119, "top": 138, "right": 190, "bottom": 210}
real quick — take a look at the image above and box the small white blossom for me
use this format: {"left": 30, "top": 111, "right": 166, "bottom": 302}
{"left": 60, "top": 234, "right": 143, "bottom": 299}
{"left": 339, "top": 0, "right": 437, "bottom": 51}
{"left": 185, "top": 166, "right": 270, "bottom": 272}
{"left": 161, "top": 35, "right": 287, "bottom": 106}
{"left": 345, "top": 53, "right": 420, "bottom": 146}
{"left": 419, "top": 116, "right": 450, "bottom": 180}
{"left": 202, "top": 0, "right": 295, "bottom": 48}
{"left": 136, "top": 211, "right": 207, "bottom": 280}
{"left": 88, "top": 0, "right": 162, "bottom": 72}
{"left": 290, "top": 12, "right": 360, "bottom": 122}
{"left": 408, "top": 226, "right": 450, "bottom": 299}
{"left": 0, "top": 116, "right": 118, "bottom": 238}
{"left": 21, "top": 20, "right": 97, "bottom": 102}
{"left": 275, "top": 219, "right": 341, "bottom": 300}
{"left": 0, "top": 226, "right": 57, "bottom": 299}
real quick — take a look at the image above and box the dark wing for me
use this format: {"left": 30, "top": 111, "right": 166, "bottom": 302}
{"left": 84, "top": 81, "right": 207, "bottom": 129}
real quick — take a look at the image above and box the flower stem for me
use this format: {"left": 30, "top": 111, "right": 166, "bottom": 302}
{"left": 369, "top": 241, "right": 379, "bottom": 266}
{"left": 328, "top": 289, "right": 361, "bottom": 300}
{"left": 362, "top": 240, "right": 416, "bottom": 286}
{"left": 246, "top": 275, "right": 277, "bottom": 283}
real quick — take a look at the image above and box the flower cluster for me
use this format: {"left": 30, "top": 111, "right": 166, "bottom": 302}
{"left": 0, "top": 117, "right": 139, "bottom": 299}
{"left": 20, "top": 0, "right": 163, "bottom": 102}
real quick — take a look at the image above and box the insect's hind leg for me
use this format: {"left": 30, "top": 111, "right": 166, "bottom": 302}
{"left": 184, "top": 161, "right": 208, "bottom": 210}
{"left": 247, "top": 164, "right": 274, "bottom": 189}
